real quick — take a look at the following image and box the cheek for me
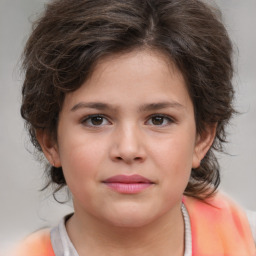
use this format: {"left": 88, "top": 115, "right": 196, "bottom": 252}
{"left": 152, "top": 135, "right": 195, "bottom": 173}
{"left": 150, "top": 133, "right": 195, "bottom": 196}
{"left": 57, "top": 136, "right": 106, "bottom": 184}
{"left": 147, "top": 136, "right": 194, "bottom": 207}
{"left": 59, "top": 146, "right": 102, "bottom": 204}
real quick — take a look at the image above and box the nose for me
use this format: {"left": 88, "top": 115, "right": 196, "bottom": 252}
{"left": 109, "top": 124, "right": 146, "bottom": 164}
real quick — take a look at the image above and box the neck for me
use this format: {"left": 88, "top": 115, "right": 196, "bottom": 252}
{"left": 66, "top": 205, "right": 185, "bottom": 256}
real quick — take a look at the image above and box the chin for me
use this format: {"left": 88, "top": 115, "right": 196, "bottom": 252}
{"left": 101, "top": 203, "right": 160, "bottom": 228}
{"left": 106, "top": 214, "right": 155, "bottom": 228}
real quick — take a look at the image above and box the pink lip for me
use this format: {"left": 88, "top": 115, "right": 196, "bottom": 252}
{"left": 103, "top": 175, "right": 154, "bottom": 194}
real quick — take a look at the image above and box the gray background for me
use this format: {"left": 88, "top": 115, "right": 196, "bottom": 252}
{"left": 0, "top": 0, "right": 255, "bottom": 252}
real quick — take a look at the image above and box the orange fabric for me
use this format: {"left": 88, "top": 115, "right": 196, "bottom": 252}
{"left": 183, "top": 193, "right": 256, "bottom": 256}
{"left": 11, "top": 229, "right": 54, "bottom": 256}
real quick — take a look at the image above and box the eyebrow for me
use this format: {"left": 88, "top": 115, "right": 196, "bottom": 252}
{"left": 70, "top": 102, "right": 115, "bottom": 112}
{"left": 138, "top": 101, "right": 184, "bottom": 112}
{"left": 70, "top": 101, "right": 184, "bottom": 112}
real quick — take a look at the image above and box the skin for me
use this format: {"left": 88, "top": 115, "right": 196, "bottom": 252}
{"left": 38, "top": 49, "right": 215, "bottom": 256}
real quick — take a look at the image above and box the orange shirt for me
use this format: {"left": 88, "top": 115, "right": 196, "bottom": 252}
{"left": 183, "top": 193, "right": 256, "bottom": 255}
{"left": 11, "top": 229, "right": 54, "bottom": 256}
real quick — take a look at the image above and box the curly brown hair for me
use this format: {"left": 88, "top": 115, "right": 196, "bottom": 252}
{"left": 21, "top": 0, "right": 235, "bottom": 200}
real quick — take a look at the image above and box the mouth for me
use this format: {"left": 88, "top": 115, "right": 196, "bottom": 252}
{"left": 102, "top": 174, "right": 154, "bottom": 194}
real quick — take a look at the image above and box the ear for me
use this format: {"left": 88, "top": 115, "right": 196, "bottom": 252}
{"left": 36, "top": 129, "right": 61, "bottom": 167}
{"left": 192, "top": 124, "right": 217, "bottom": 169}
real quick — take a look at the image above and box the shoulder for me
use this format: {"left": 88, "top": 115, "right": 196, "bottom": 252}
{"left": 183, "top": 192, "right": 256, "bottom": 255}
{"left": 10, "top": 229, "right": 55, "bottom": 256}
{"left": 184, "top": 191, "right": 248, "bottom": 219}
{"left": 183, "top": 191, "right": 252, "bottom": 230}
{"left": 246, "top": 209, "right": 256, "bottom": 244}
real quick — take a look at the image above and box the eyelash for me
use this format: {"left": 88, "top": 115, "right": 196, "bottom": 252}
{"left": 146, "top": 114, "right": 175, "bottom": 126}
{"left": 81, "top": 114, "right": 111, "bottom": 127}
{"left": 81, "top": 114, "right": 175, "bottom": 127}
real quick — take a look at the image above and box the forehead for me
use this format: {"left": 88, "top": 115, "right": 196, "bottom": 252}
{"left": 93, "top": 49, "right": 183, "bottom": 84}
{"left": 61, "top": 49, "right": 192, "bottom": 112}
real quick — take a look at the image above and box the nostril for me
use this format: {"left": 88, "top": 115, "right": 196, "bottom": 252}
{"left": 115, "top": 156, "right": 142, "bottom": 162}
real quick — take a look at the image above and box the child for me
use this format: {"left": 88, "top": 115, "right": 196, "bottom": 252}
{"left": 14, "top": 0, "right": 256, "bottom": 255}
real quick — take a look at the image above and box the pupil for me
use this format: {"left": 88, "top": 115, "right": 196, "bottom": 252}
{"left": 152, "top": 116, "right": 163, "bottom": 125}
{"left": 91, "top": 116, "right": 103, "bottom": 125}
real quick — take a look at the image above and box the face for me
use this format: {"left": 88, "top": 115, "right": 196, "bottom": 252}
{"left": 40, "top": 50, "right": 213, "bottom": 228}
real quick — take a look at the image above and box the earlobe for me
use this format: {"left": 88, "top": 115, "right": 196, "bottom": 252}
{"left": 192, "top": 124, "right": 217, "bottom": 168}
{"left": 36, "top": 129, "right": 61, "bottom": 167}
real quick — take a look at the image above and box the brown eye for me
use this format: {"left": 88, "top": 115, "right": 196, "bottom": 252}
{"left": 91, "top": 116, "right": 104, "bottom": 125}
{"left": 151, "top": 116, "right": 164, "bottom": 125}
{"left": 82, "top": 115, "right": 110, "bottom": 127}
{"left": 146, "top": 115, "right": 174, "bottom": 126}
